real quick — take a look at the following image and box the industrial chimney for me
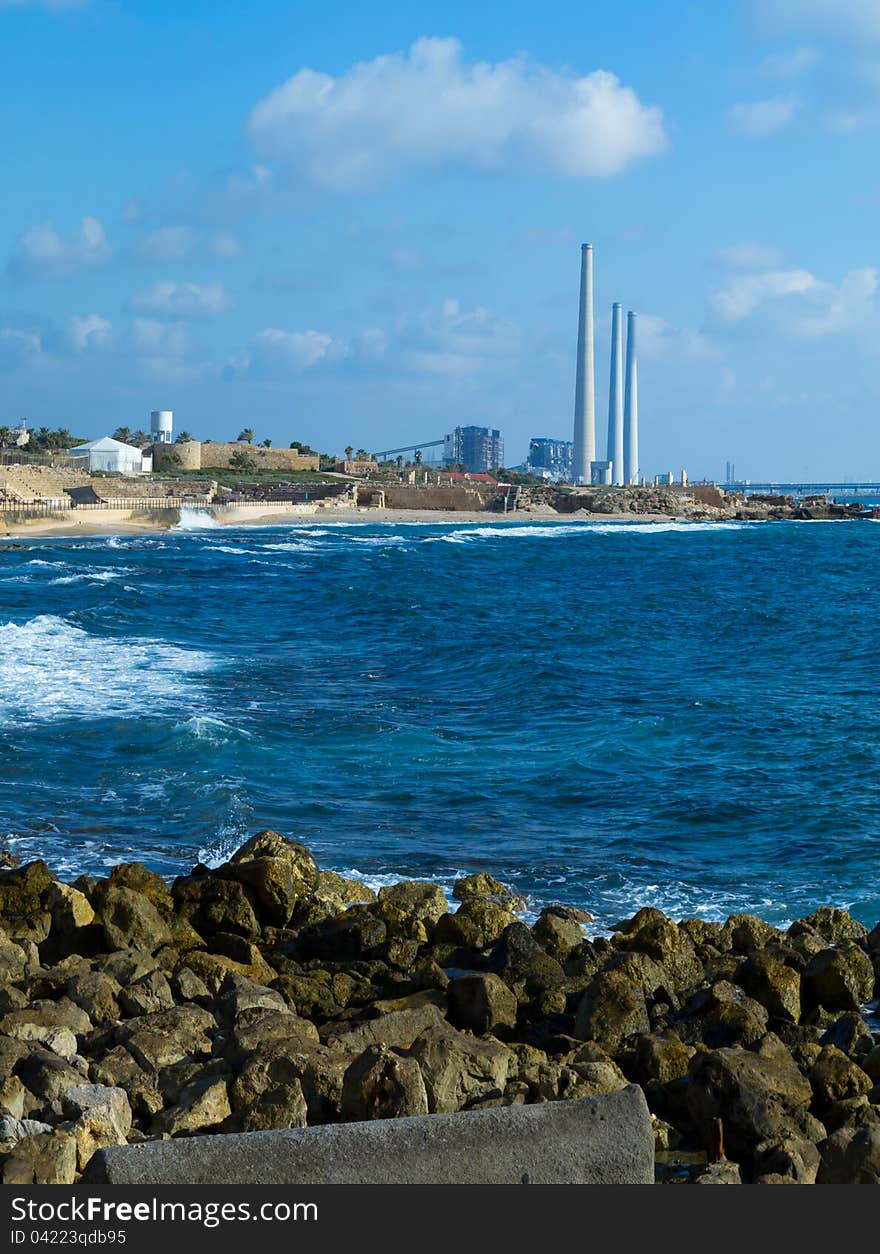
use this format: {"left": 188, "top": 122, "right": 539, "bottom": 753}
{"left": 607, "top": 303, "right": 624, "bottom": 486}
{"left": 572, "top": 244, "right": 595, "bottom": 484}
{"left": 623, "top": 312, "right": 639, "bottom": 486}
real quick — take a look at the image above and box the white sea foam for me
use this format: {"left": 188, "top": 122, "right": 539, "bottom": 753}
{"left": 436, "top": 521, "right": 746, "bottom": 543}
{"left": 175, "top": 714, "right": 253, "bottom": 742}
{"left": 175, "top": 507, "right": 221, "bottom": 531}
{"left": 0, "top": 614, "right": 216, "bottom": 724}
{"left": 48, "top": 569, "right": 129, "bottom": 586}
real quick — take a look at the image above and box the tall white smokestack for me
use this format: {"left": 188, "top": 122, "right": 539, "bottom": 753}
{"left": 572, "top": 243, "right": 595, "bottom": 484}
{"left": 623, "top": 311, "right": 639, "bottom": 486}
{"left": 606, "top": 302, "right": 624, "bottom": 485}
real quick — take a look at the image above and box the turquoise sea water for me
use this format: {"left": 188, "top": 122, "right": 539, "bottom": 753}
{"left": 1, "top": 513, "right": 879, "bottom": 930}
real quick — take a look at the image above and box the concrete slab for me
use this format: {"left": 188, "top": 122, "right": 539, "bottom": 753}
{"left": 84, "top": 1086, "right": 654, "bottom": 1184}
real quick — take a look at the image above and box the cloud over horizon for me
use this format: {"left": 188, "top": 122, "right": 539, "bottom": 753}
{"left": 6, "top": 217, "right": 111, "bottom": 281}
{"left": 247, "top": 36, "right": 668, "bottom": 190}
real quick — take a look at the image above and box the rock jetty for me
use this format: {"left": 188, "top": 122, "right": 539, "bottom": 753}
{"left": 1, "top": 831, "right": 879, "bottom": 1185}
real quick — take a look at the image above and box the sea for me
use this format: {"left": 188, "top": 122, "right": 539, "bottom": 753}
{"left": 1, "top": 511, "right": 879, "bottom": 933}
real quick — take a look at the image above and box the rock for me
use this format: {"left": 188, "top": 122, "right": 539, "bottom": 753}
{"left": 107, "top": 863, "right": 173, "bottom": 911}
{"left": 182, "top": 949, "right": 276, "bottom": 991}
{"left": 628, "top": 1031, "right": 694, "bottom": 1086}
{"left": 118, "top": 969, "right": 176, "bottom": 1018}
{"left": 0, "top": 1076, "right": 27, "bottom": 1120}
{"left": 489, "top": 923, "right": 566, "bottom": 1012}
{"left": 3, "top": 1021, "right": 78, "bottom": 1060}
{"left": 298, "top": 907, "right": 387, "bottom": 961}
{"left": 0, "top": 1117, "right": 53, "bottom": 1148}
{"left": 1, "top": 1130, "right": 77, "bottom": 1184}
{"left": 377, "top": 881, "right": 448, "bottom": 924}
{"left": 687, "top": 1043, "right": 814, "bottom": 1166}
{"left": 452, "top": 873, "right": 523, "bottom": 907}
{"left": 173, "top": 874, "right": 260, "bottom": 938}
{"left": 15, "top": 1048, "right": 85, "bottom": 1109}
{"left": 154, "top": 1078, "right": 231, "bottom": 1136}
{"left": 532, "top": 909, "right": 587, "bottom": 961}
{"left": 802, "top": 944, "right": 874, "bottom": 1012}
{"left": 818, "top": 1124, "right": 880, "bottom": 1183}
{"left": 99, "top": 886, "right": 172, "bottom": 953}
{"left": 216, "top": 973, "right": 287, "bottom": 1023}
{"left": 447, "top": 974, "right": 518, "bottom": 1036}
{"left": 677, "top": 981, "right": 769, "bottom": 1048}
{"left": 222, "top": 831, "right": 319, "bottom": 925}
{"left": 230, "top": 1041, "right": 350, "bottom": 1125}
{"left": 733, "top": 953, "right": 801, "bottom": 1023}
{"left": 789, "top": 908, "right": 868, "bottom": 945}
{"left": 224, "top": 1009, "right": 319, "bottom": 1066}
{"left": 66, "top": 971, "right": 121, "bottom": 1024}
{"left": 723, "top": 914, "right": 781, "bottom": 954}
{"left": 172, "top": 967, "right": 211, "bottom": 1002}
{"left": 573, "top": 964, "right": 651, "bottom": 1049}
{"left": 316, "top": 870, "right": 376, "bottom": 905}
{"left": 93, "top": 949, "right": 161, "bottom": 987}
{"left": 694, "top": 1159, "right": 743, "bottom": 1184}
{"left": 0, "top": 860, "right": 55, "bottom": 914}
{"left": 117, "top": 1005, "right": 216, "bottom": 1074}
{"left": 809, "top": 1046, "right": 872, "bottom": 1112}
{"left": 436, "top": 898, "right": 518, "bottom": 949}
{"left": 341, "top": 1044, "right": 429, "bottom": 1121}
{"left": 327, "top": 1004, "right": 445, "bottom": 1054}
{"left": 753, "top": 1135, "right": 821, "bottom": 1184}
{"left": 619, "top": 916, "right": 703, "bottom": 995}
{"left": 819, "top": 1013, "right": 873, "bottom": 1057}
{"left": 45, "top": 881, "right": 95, "bottom": 933}
{"left": 62, "top": 1084, "right": 132, "bottom": 1169}
{"left": 409, "top": 1022, "right": 512, "bottom": 1114}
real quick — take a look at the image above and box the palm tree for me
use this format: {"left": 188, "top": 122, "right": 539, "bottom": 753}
{"left": 0, "top": 427, "right": 10, "bottom": 448}
{"left": 262, "top": 438, "right": 272, "bottom": 448}
{"left": 238, "top": 428, "right": 255, "bottom": 444}
{"left": 414, "top": 449, "right": 422, "bottom": 465}
{"left": 175, "top": 431, "right": 194, "bottom": 444}
{"left": 132, "top": 429, "right": 149, "bottom": 447}
{"left": 344, "top": 445, "right": 354, "bottom": 460}
{"left": 113, "top": 426, "right": 133, "bottom": 444}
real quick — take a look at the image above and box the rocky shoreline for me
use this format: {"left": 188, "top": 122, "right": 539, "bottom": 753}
{"left": 1, "top": 832, "right": 878, "bottom": 1185}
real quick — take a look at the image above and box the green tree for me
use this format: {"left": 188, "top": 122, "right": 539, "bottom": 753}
{"left": 414, "top": 449, "right": 422, "bottom": 465}
{"left": 230, "top": 449, "right": 257, "bottom": 472}
{"left": 344, "top": 445, "right": 354, "bottom": 460}
{"left": 0, "top": 427, "right": 10, "bottom": 448}
{"left": 175, "top": 431, "right": 194, "bottom": 444}
{"left": 262, "top": 438, "right": 272, "bottom": 447}
{"left": 113, "top": 426, "right": 133, "bottom": 444}
{"left": 237, "top": 428, "right": 255, "bottom": 444}
{"left": 131, "top": 429, "right": 149, "bottom": 447}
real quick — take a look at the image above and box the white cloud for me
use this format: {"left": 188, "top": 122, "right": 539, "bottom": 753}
{"left": 392, "top": 298, "right": 521, "bottom": 376}
{"left": 0, "top": 325, "right": 41, "bottom": 365}
{"left": 127, "top": 280, "right": 230, "bottom": 319}
{"left": 247, "top": 36, "right": 667, "bottom": 190}
{"left": 757, "top": 45, "right": 819, "bottom": 79}
{"left": 68, "top": 313, "right": 114, "bottom": 352}
{"left": 129, "top": 318, "right": 193, "bottom": 357}
{"left": 250, "top": 328, "right": 342, "bottom": 371}
{"left": 751, "top": 0, "right": 880, "bottom": 44}
{"left": 7, "top": 216, "right": 111, "bottom": 280}
{"left": 710, "top": 259, "right": 879, "bottom": 337}
{"left": 717, "top": 242, "right": 785, "bottom": 269}
{"left": 727, "top": 92, "right": 800, "bottom": 136}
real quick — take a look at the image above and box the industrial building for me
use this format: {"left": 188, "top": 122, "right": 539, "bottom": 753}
{"left": 572, "top": 244, "right": 640, "bottom": 487}
{"left": 444, "top": 426, "right": 504, "bottom": 474}
{"left": 526, "top": 438, "right": 573, "bottom": 482}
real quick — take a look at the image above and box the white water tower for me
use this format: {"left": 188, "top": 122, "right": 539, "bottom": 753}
{"left": 150, "top": 410, "right": 173, "bottom": 444}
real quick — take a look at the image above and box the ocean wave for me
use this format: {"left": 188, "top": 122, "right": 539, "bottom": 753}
{"left": 175, "top": 507, "right": 221, "bottom": 531}
{"left": 48, "top": 569, "right": 130, "bottom": 585}
{"left": 174, "top": 714, "right": 254, "bottom": 743}
{"left": 434, "top": 521, "right": 745, "bottom": 543}
{"left": 0, "top": 614, "right": 216, "bottom": 724}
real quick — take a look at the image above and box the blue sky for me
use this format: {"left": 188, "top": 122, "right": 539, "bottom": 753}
{"left": 1, "top": 0, "right": 878, "bottom": 479}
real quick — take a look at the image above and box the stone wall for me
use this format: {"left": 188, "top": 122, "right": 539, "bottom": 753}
{"left": 368, "top": 484, "right": 500, "bottom": 511}
{"left": 153, "top": 442, "right": 320, "bottom": 473}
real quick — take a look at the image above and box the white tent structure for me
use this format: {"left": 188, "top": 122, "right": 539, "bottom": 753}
{"left": 70, "top": 437, "right": 145, "bottom": 475}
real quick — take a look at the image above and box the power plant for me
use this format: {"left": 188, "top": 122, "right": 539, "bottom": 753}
{"left": 572, "top": 245, "right": 639, "bottom": 487}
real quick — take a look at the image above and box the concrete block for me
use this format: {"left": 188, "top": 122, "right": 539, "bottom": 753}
{"left": 85, "top": 1085, "right": 653, "bottom": 1184}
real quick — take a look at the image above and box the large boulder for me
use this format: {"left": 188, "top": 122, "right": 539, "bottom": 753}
{"left": 116, "top": 1005, "right": 216, "bottom": 1074}
{"left": 221, "top": 832, "right": 319, "bottom": 925}
{"left": 326, "top": 1004, "right": 445, "bottom": 1054}
{"left": 618, "top": 916, "right": 703, "bottom": 995}
{"left": 488, "top": 923, "right": 567, "bottom": 1012}
{"left": 753, "top": 1135, "right": 820, "bottom": 1184}
{"left": 802, "top": 945, "right": 874, "bottom": 1013}
{"left": 153, "top": 1077, "right": 232, "bottom": 1136}
{"left": 409, "top": 1022, "right": 512, "bottom": 1114}
{"left": 573, "top": 961, "right": 653, "bottom": 1049}
{"left": 0, "top": 1130, "right": 77, "bottom": 1184}
{"left": 377, "top": 881, "right": 447, "bottom": 924}
{"left": 98, "top": 886, "right": 172, "bottom": 953}
{"left": 230, "top": 1041, "right": 351, "bottom": 1125}
{"left": 789, "top": 908, "right": 868, "bottom": 946}
{"left": 61, "top": 1084, "right": 132, "bottom": 1170}
{"left": 172, "top": 874, "right": 260, "bottom": 938}
{"left": 340, "top": 1044, "right": 429, "bottom": 1121}
{"left": 106, "top": 863, "right": 173, "bottom": 912}
{"left": 0, "top": 861, "right": 55, "bottom": 914}
{"left": 733, "top": 953, "right": 801, "bottom": 1023}
{"left": 687, "top": 1039, "right": 814, "bottom": 1165}
{"left": 818, "top": 1124, "right": 880, "bottom": 1183}
{"left": 447, "top": 974, "right": 518, "bottom": 1036}
{"left": 809, "top": 1046, "right": 873, "bottom": 1113}
{"left": 676, "top": 981, "right": 769, "bottom": 1048}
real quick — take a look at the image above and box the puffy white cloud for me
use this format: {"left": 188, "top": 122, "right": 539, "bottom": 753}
{"left": 127, "top": 280, "right": 230, "bottom": 319}
{"left": 710, "top": 259, "right": 879, "bottom": 337}
{"left": 247, "top": 36, "right": 667, "bottom": 190}
{"left": 392, "top": 298, "right": 521, "bottom": 377}
{"left": 6, "top": 216, "right": 111, "bottom": 281}
{"left": 129, "top": 317, "right": 193, "bottom": 357}
{"left": 636, "top": 314, "right": 721, "bottom": 362}
{"left": 710, "top": 268, "right": 819, "bottom": 320}
{"left": 727, "top": 92, "right": 800, "bottom": 135}
{"left": 250, "top": 328, "right": 343, "bottom": 371}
